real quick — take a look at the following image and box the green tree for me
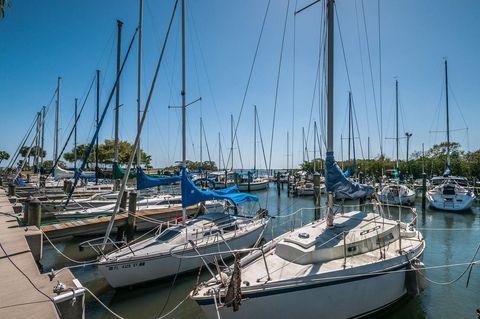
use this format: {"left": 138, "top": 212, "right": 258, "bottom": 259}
{"left": 0, "top": 150, "right": 10, "bottom": 165}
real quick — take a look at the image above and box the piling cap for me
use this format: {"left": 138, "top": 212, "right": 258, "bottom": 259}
{"left": 29, "top": 198, "right": 41, "bottom": 205}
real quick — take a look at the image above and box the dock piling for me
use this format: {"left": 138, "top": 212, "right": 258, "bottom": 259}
{"left": 314, "top": 173, "right": 321, "bottom": 219}
{"left": 276, "top": 172, "right": 281, "bottom": 196}
{"left": 8, "top": 183, "right": 16, "bottom": 197}
{"left": 27, "top": 198, "right": 41, "bottom": 227}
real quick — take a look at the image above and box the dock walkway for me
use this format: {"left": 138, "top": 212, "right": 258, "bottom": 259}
{"left": 0, "top": 189, "right": 84, "bottom": 319}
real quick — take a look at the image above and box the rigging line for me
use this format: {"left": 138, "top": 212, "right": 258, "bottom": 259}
{"left": 361, "top": 0, "right": 382, "bottom": 156}
{"left": 334, "top": 5, "right": 352, "bottom": 91}
{"left": 256, "top": 109, "right": 269, "bottom": 171}
{"left": 189, "top": 7, "right": 228, "bottom": 156}
{"left": 306, "top": 1, "right": 325, "bottom": 150}
{"left": 46, "top": 75, "right": 96, "bottom": 179}
{"left": 202, "top": 124, "right": 212, "bottom": 164}
{"left": 0, "top": 243, "right": 59, "bottom": 313}
{"left": 292, "top": 0, "right": 298, "bottom": 169}
{"left": 352, "top": 98, "right": 365, "bottom": 160}
{"left": 268, "top": 0, "right": 291, "bottom": 172}
{"left": 5, "top": 114, "right": 37, "bottom": 171}
{"left": 377, "top": 0, "right": 383, "bottom": 158}
{"left": 228, "top": 0, "right": 271, "bottom": 169}
{"left": 353, "top": 0, "right": 370, "bottom": 136}
{"left": 65, "top": 27, "right": 139, "bottom": 206}
{"left": 448, "top": 83, "right": 469, "bottom": 131}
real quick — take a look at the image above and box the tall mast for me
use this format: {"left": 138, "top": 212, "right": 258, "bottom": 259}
{"left": 254, "top": 105, "right": 257, "bottom": 171}
{"left": 348, "top": 92, "right": 351, "bottom": 164}
{"left": 40, "top": 106, "right": 46, "bottom": 170}
{"left": 74, "top": 98, "right": 78, "bottom": 171}
{"left": 230, "top": 114, "right": 234, "bottom": 171}
{"left": 95, "top": 70, "right": 100, "bottom": 184}
{"left": 287, "top": 131, "right": 289, "bottom": 170}
{"left": 445, "top": 60, "right": 451, "bottom": 167}
{"left": 302, "top": 127, "right": 305, "bottom": 163}
{"left": 313, "top": 121, "right": 317, "bottom": 172}
{"left": 326, "top": 0, "right": 334, "bottom": 227}
{"left": 137, "top": 0, "right": 143, "bottom": 168}
{"left": 114, "top": 20, "right": 123, "bottom": 167}
{"left": 200, "top": 117, "right": 203, "bottom": 169}
{"left": 218, "top": 132, "right": 221, "bottom": 171}
{"left": 54, "top": 77, "right": 61, "bottom": 163}
{"left": 395, "top": 79, "right": 399, "bottom": 170}
{"left": 181, "top": 0, "right": 187, "bottom": 223}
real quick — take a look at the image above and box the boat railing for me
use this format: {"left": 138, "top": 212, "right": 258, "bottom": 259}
{"left": 78, "top": 236, "right": 133, "bottom": 258}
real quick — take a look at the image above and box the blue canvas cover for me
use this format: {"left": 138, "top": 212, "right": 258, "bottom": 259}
{"left": 325, "top": 151, "right": 374, "bottom": 199}
{"left": 136, "top": 167, "right": 181, "bottom": 190}
{"left": 74, "top": 169, "right": 96, "bottom": 181}
{"left": 181, "top": 169, "right": 258, "bottom": 208}
{"left": 343, "top": 167, "right": 351, "bottom": 177}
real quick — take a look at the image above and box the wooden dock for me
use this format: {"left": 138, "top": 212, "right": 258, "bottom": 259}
{"left": 0, "top": 189, "right": 84, "bottom": 319}
{"left": 41, "top": 205, "right": 204, "bottom": 239}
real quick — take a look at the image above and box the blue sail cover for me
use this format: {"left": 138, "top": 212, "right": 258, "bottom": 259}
{"left": 181, "top": 169, "right": 258, "bottom": 208}
{"left": 326, "top": 151, "right": 374, "bottom": 199}
{"left": 74, "top": 169, "right": 96, "bottom": 181}
{"left": 343, "top": 167, "right": 351, "bottom": 177}
{"left": 137, "top": 167, "right": 181, "bottom": 190}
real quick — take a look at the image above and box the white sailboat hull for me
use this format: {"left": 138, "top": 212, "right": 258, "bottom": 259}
{"left": 427, "top": 192, "right": 475, "bottom": 211}
{"left": 378, "top": 193, "right": 416, "bottom": 206}
{"left": 196, "top": 248, "right": 424, "bottom": 319}
{"left": 98, "top": 223, "right": 265, "bottom": 288}
{"left": 237, "top": 180, "right": 269, "bottom": 191}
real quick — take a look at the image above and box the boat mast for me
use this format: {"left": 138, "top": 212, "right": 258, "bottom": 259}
{"left": 445, "top": 60, "right": 451, "bottom": 167}
{"left": 181, "top": 0, "right": 187, "bottom": 223}
{"left": 218, "top": 132, "right": 221, "bottom": 171}
{"left": 348, "top": 92, "right": 351, "bottom": 165}
{"left": 95, "top": 70, "right": 100, "bottom": 184}
{"left": 54, "top": 77, "right": 61, "bottom": 164}
{"left": 137, "top": 0, "right": 143, "bottom": 168}
{"left": 395, "top": 79, "right": 399, "bottom": 170}
{"left": 326, "top": 0, "right": 334, "bottom": 227}
{"left": 200, "top": 117, "right": 203, "bottom": 170}
{"left": 254, "top": 105, "right": 257, "bottom": 172}
{"left": 40, "top": 106, "right": 46, "bottom": 171}
{"left": 287, "top": 131, "right": 289, "bottom": 170}
{"left": 114, "top": 19, "right": 123, "bottom": 184}
{"left": 74, "top": 98, "right": 78, "bottom": 171}
{"left": 230, "top": 114, "right": 234, "bottom": 171}
{"left": 314, "top": 121, "right": 317, "bottom": 172}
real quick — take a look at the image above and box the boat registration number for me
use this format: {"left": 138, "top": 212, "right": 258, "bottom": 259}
{"left": 108, "top": 262, "right": 145, "bottom": 271}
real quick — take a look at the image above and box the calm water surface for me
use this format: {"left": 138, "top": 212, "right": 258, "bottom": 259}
{"left": 42, "top": 184, "right": 480, "bottom": 318}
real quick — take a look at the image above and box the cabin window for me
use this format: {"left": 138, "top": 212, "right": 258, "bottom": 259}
{"left": 156, "top": 229, "right": 180, "bottom": 242}
{"left": 347, "top": 246, "right": 357, "bottom": 253}
{"left": 222, "top": 224, "right": 238, "bottom": 232}
{"left": 376, "top": 233, "right": 394, "bottom": 245}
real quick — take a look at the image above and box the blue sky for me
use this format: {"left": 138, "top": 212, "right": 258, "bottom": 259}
{"left": 1, "top": 0, "right": 479, "bottom": 169}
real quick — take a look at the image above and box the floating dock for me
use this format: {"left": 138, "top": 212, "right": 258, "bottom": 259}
{"left": 0, "top": 189, "right": 84, "bottom": 319}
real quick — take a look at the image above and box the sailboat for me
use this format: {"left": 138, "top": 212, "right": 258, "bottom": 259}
{"left": 96, "top": 0, "right": 268, "bottom": 288}
{"left": 378, "top": 80, "right": 416, "bottom": 206}
{"left": 191, "top": 1, "right": 425, "bottom": 318}
{"left": 426, "top": 60, "right": 475, "bottom": 211}
{"left": 237, "top": 106, "right": 269, "bottom": 192}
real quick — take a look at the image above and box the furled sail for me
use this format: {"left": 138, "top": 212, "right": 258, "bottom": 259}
{"left": 325, "top": 151, "right": 373, "bottom": 200}
{"left": 136, "top": 167, "right": 181, "bottom": 190}
{"left": 113, "top": 162, "right": 137, "bottom": 179}
{"left": 181, "top": 169, "right": 258, "bottom": 208}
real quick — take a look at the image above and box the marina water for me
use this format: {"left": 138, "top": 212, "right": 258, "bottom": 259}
{"left": 41, "top": 184, "right": 480, "bottom": 319}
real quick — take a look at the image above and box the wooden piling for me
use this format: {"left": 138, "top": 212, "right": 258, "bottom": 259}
{"left": 127, "top": 191, "right": 137, "bottom": 242}
{"left": 8, "top": 183, "right": 16, "bottom": 197}
{"left": 276, "top": 172, "right": 281, "bottom": 196}
{"left": 27, "top": 198, "right": 41, "bottom": 227}
{"left": 314, "top": 173, "right": 321, "bottom": 219}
